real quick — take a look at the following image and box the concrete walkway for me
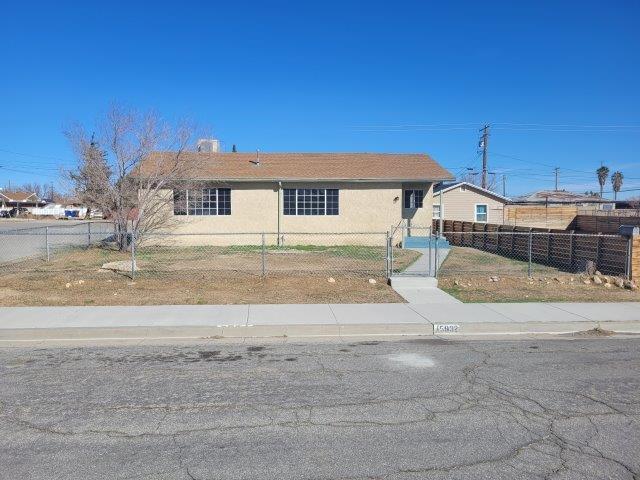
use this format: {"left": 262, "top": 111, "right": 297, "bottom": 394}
{"left": 1, "top": 302, "right": 639, "bottom": 341}
{"left": 401, "top": 247, "right": 450, "bottom": 276}
{"left": 390, "top": 247, "right": 460, "bottom": 304}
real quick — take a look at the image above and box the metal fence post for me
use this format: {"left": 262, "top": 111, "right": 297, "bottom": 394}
{"left": 45, "top": 226, "right": 50, "bottom": 262}
{"left": 385, "top": 231, "right": 390, "bottom": 278}
{"left": 428, "top": 233, "right": 432, "bottom": 276}
{"left": 528, "top": 230, "right": 533, "bottom": 277}
{"left": 87, "top": 222, "right": 91, "bottom": 247}
{"left": 261, "top": 233, "right": 266, "bottom": 277}
{"left": 434, "top": 234, "right": 439, "bottom": 277}
{"left": 626, "top": 236, "right": 632, "bottom": 279}
{"left": 389, "top": 233, "right": 394, "bottom": 275}
{"left": 131, "top": 232, "right": 136, "bottom": 280}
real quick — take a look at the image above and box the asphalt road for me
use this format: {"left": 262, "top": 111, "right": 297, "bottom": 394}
{"left": 1, "top": 337, "right": 638, "bottom": 479}
{"left": 0, "top": 220, "right": 113, "bottom": 263}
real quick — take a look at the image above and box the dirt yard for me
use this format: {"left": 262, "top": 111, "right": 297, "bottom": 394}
{"left": 439, "top": 246, "right": 640, "bottom": 302}
{"left": 0, "top": 244, "right": 412, "bottom": 306}
{"left": 0, "top": 272, "right": 403, "bottom": 306}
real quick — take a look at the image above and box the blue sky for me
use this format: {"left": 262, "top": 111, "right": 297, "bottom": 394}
{"left": 1, "top": 0, "right": 639, "bottom": 198}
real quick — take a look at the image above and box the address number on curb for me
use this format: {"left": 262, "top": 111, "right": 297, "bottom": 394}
{"left": 434, "top": 324, "right": 460, "bottom": 334}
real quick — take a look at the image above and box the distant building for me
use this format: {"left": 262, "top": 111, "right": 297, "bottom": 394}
{"left": 433, "top": 181, "right": 510, "bottom": 224}
{"left": 0, "top": 191, "right": 46, "bottom": 214}
{"left": 511, "top": 190, "right": 615, "bottom": 209}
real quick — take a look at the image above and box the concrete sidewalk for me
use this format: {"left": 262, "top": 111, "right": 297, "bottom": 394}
{"left": 1, "top": 302, "right": 640, "bottom": 341}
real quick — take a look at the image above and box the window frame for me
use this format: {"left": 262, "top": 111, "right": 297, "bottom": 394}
{"left": 283, "top": 188, "right": 339, "bottom": 216}
{"left": 474, "top": 203, "right": 488, "bottom": 223}
{"left": 404, "top": 189, "right": 424, "bottom": 209}
{"left": 432, "top": 203, "right": 442, "bottom": 219}
{"left": 173, "top": 188, "right": 231, "bottom": 216}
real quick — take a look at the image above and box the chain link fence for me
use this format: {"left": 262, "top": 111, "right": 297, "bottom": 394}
{"left": 437, "top": 230, "right": 631, "bottom": 278}
{"left": 0, "top": 222, "right": 115, "bottom": 268}
{"left": 0, "top": 227, "right": 422, "bottom": 279}
{"left": 1, "top": 222, "right": 632, "bottom": 282}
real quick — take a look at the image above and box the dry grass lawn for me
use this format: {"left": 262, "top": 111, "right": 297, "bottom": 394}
{"left": 0, "top": 244, "right": 413, "bottom": 306}
{"left": 439, "top": 246, "right": 640, "bottom": 303}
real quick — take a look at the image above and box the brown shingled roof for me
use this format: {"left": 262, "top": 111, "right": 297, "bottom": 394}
{"left": 141, "top": 152, "right": 454, "bottom": 182}
{"left": 0, "top": 191, "right": 40, "bottom": 202}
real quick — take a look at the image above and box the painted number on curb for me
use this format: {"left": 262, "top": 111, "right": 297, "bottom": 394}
{"left": 434, "top": 324, "right": 460, "bottom": 333}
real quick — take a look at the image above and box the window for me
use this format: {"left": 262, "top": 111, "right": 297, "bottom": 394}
{"left": 433, "top": 204, "right": 441, "bottom": 219}
{"left": 475, "top": 204, "right": 488, "bottom": 222}
{"left": 173, "top": 190, "right": 187, "bottom": 215}
{"left": 283, "top": 188, "right": 339, "bottom": 215}
{"left": 173, "top": 188, "right": 231, "bottom": 216}
{"left": 404, "top": 189, "right": 424, "bottom": 209}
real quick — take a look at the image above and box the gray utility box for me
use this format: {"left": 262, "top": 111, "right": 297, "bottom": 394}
{"left": 619, "top": 225, "right": 640, "bottom": 237}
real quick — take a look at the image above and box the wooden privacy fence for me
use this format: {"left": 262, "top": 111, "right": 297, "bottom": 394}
{"left": 574, "top": 214, "right": 640, "bottom": 234}
{"left": 503, "top": 205, "right": 578, "bottom": 229}
{"left": 433, "top": 219, "right": 630, "bottom": 277}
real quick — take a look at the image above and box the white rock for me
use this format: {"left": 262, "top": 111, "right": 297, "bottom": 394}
{"left": 368, "top": 278, "right": 377, "bottom": 284}
{"left": 65, "top": 282, "right": 71, "bottom": 289}
{"left": 593, "top": 276, "right": 603, "bottom": 285}
{"left": 328, "top": 277, "right": 336, "bottom": 283}
{"left": 604, "top": 283, "right": 612, "bottom": 289}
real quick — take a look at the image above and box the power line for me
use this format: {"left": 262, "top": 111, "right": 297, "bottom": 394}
{"left": 0, "top": 166, "right": 61, "bottom": 178}
{"left": 0, "top": 148, "right": 71, "bottom": 162}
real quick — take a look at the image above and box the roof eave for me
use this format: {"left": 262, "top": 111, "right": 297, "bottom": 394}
{"left": 168, "top": 177, "right": 454, "bottom": 183}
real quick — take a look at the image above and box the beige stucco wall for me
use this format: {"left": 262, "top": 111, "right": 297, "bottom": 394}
{"left": 435, "top": 185, "right": 505, "bottom": 224}
{"left": 145, "top": 182, "right": 432, "bottom": 245}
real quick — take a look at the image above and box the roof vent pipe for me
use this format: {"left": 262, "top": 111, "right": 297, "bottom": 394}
{"left": 251, "top": 149, "right": 260, "bottom": 166}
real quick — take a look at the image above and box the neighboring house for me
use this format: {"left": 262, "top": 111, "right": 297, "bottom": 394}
{"left": 505, "top": 190, "right": 616, "bottom": 229}
{"left": 432, "top": 182, "right": 509, "bottom": 224}
{"left": 140, "top": 152, "right": 453, "bottom": 244}
{"left": 511, "top": 190, "right": 615, "bottom": 209}
{"left": 0, "top": 191, "right": 46, "bottom": 215}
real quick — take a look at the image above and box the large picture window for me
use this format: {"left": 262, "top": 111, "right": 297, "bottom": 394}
{"left": 404, "top": 189, "right": 424, "bottom": 209}
{"left": 283, "top": 188, "right": 339, "bottom": 216}
{"left": 173, "top": 188, "right": 231, "bottom": 216}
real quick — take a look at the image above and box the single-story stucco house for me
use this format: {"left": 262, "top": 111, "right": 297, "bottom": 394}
{"left": 141, "top": 151, "right": 453, "bottom": 245}
{"left": 0, "top": 191, "right": 46, "bottom": 215}
{"left": 433, "top": 181, "right": 510, "bottom": 224}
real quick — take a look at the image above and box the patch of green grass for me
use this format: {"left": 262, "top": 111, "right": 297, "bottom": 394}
{"left": 135, "top": 244, "right": 386, "bottom": 260}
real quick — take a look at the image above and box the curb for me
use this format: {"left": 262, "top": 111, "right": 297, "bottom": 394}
{"left": 1, "top": 320, "right": 639, "bottom": 342}
{"left": 431, "top": 319, "right": 640, "bottom": 336}
{"left": 0, "top": 323, "right": 434, "bottom": 342}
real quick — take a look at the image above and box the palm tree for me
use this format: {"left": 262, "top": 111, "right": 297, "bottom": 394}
{"left": 611, "top": 171, "right": 624, "bottom": 200}
{"left": 596, "top": 166, "right": 610, "bottom": 198}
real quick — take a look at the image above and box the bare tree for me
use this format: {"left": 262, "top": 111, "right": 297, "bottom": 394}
{"left": 66, "top": 104, "right": 201, "bottom": 250}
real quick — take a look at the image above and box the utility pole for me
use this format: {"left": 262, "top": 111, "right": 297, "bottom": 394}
{"left": 479, "top": 125, "right": 490, "bottom": 189}
{"left": 502, "top": 175, "right": 506, "bottom": 197}
{"left": 554, "top": 167, "right": 559, "bottom": 191}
